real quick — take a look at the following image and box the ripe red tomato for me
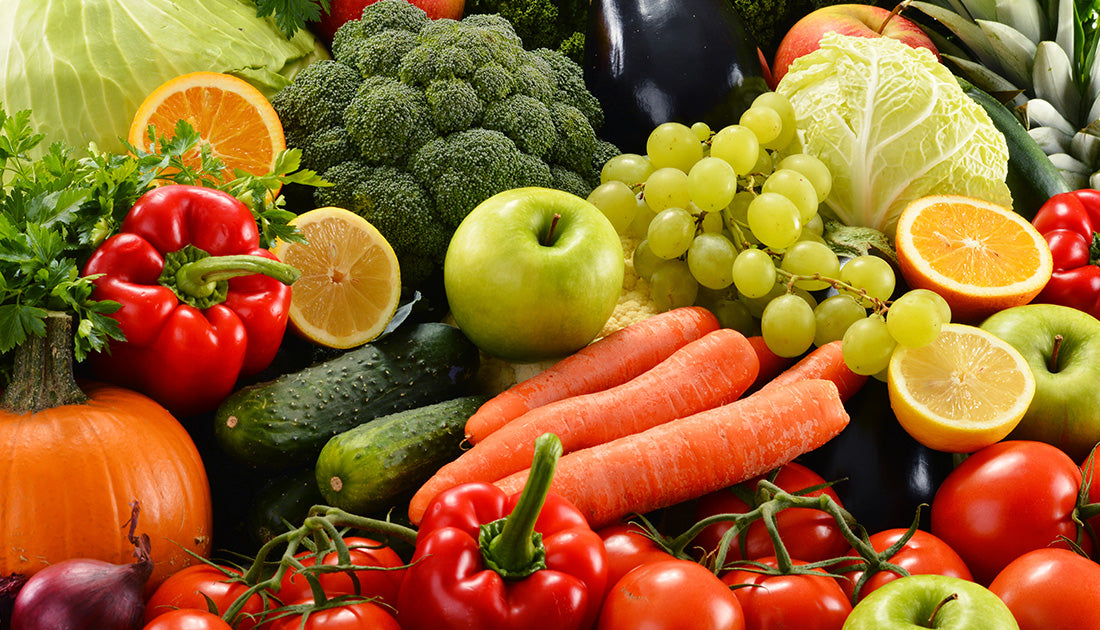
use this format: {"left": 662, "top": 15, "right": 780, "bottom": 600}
{"left": 721, "top": 557, "right": 851, "bottom": 630}
{"left": 693, "top": 463, "right": 848, "bottom": 563}
{"left": 144, "top": 564, "right": 267, "bottom": 630}
{"left": 277, "top": 537, "right": 405, "bottom": 607}
{"left": 598, "top": 523, "right": 678, "bottom": 593}
{"left": 988, "top": 548, "right": 1100, "bottom": 630}
{"left": 266, "top": 598, "right": 401, "bottom": 630}
{"left": 598, "top": 559, "right": 745, "bottom": 630}
{"left": 142, "top": 609, "right": 233, "bottom": 630}
{"left": 930, "top": 440, "right": 1092, "bottom": 584}
{"left": 837, "top": 528, "right": 972, "bottom": 600}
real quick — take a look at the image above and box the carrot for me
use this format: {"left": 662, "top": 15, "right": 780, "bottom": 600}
{"left": 464, "top": 306, "right": 720, "bottom": 444}
{"left": 493, "top": 378, "right": 850, "bottom": 529}
{"left": 746, "top": 335, "right": 796, "bottom": 391}
{"left": 408, "top": 328, "right": 760, "bottom": 525}
{"left": 758, "top": 340, "right": 867, "bottom": 402}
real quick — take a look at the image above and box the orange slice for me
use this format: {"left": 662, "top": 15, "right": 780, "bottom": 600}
{"left": 272, "top": 207, "right": 402, "bottom": 349}
{"left": 894, "top": 195, "right": 1053, "bottom": 322}
{"left": 129, "top": 71, "right": 285, "bottom": 183}
{"left": 887, "top": 323, "right": 1035, "bottom": 454}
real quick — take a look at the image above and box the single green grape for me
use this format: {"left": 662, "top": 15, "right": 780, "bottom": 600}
{"left": 780, "top": 240, "right": 840, "bottom": 291}
{"left": 840, "top": 255, "right": 896, "bottom": 305}
{"left": 587, "top": 180, "right": 638, "bottom": 234}
{"left": 747, "top": 192, "right": 802, "bottom": 251}
{"left": 813, "top": 294, "right": 866, "bottom": 346}
{"left": 732, "top": 248, "right": 777, "bottom": 299}
{"left": 842, "top": 315, "right": 897, "bottom": 376}
{"left": 762, "top": 292, "right": 817, "bottom": 357}
{"left": 904, "top": 288, "right": 952, "bottom": 323}
{"left": 740, "top": 105, "right": 783, "bottom": 145}
{"left": 629, "top": 197, "right": 657, "bottom": 239}
{"left": 886, "top": 290, "right": 947, "bottom": 347}
{"left": 688, "top": 156, "right": 738, "bottom": 212}
{"left": 687, "top": 233, "right": 737, "bottom": 290}
{"left": 632, "top": 239, "right": 662, "bottom": 280}
{"left": 778, "top": 153, "right": 832, "bottom": 203}
{"left": 762, "top": 168, "right": 819, "bottom": 222}
{"left": 690, "top": 121, "right": 713, "bottom": 142}
{"left": 650, "top": 259, "right": 699, "bottom": 312}
{"left": 644, "top": 167, "right": 692, "bottom": 213}
{"left": 647, "top": 122, "right": 704, "bottom": 172}
{"left": 752, "top": 91, "right": 797, "bottom": 151}
{"left": 601, "top": 152, "right": 656, "bottom": 186}
{"left": 710, "top": 125, "right": 760, "bottom": 176}
{"left": 647, "top": 207, "right": 696, "bottom": 260}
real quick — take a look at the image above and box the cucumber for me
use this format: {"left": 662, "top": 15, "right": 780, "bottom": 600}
{"left": 315, "top": 394, "right": 489, "bottom": 515}
{"left": 214, "top": 322, "right": 479, "bottom": 469}
{"left": 247, "top": 468, "right": 325, "bottom": 545}
{"left": 958, "top": 77, "right": 1072, "bottom": 220}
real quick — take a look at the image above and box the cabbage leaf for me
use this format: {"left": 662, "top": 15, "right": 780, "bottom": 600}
{"left": 776, "top": 33, "right": 1013, "bottom": 237}
{"left": 0, "top": 0, "right": 328, "bottom": 157}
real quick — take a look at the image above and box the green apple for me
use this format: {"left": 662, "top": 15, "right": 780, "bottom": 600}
{"left": 444, "top": 187, "right": 625, "bottom": 362}
{"left": 844, "top": 574, "right": 1019, "bottom": 630}
{"left": 979, "top": 303, "right": 1100, "bottom": 461}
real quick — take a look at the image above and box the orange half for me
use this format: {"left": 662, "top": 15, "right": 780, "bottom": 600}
{"left": 129, "top": 71, "right": 285, "bottom": 183}
{"left": 894, "top": 195, "right": 1052, "bottom": 322}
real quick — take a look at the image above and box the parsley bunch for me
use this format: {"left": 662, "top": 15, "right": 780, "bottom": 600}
{"left": 253, "top": 0, "right": 332, "bottom": 38}
{"left": 0, "top": 107, "right": 326, "bottom": 387}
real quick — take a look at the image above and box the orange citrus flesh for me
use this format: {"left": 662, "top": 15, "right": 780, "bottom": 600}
{"left": 273, "top": 207, "right": 402, "bottom": 349}
{"left": 894, "top": 195, "right": 1052, "bottom": 322}
{"left": 129, "top": 71, "right": 285, "bottom": 183}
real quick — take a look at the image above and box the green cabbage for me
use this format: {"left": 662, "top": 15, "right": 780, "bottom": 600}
{"left": 0, "top": 0, "right": 328, "bottom": 156}
{"left": 776, "top": 33, "right": 1013, "bottom": 237}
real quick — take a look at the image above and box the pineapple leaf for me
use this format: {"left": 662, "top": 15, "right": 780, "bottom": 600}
{"left": 993, "top": 0, "right": 1045, "bottom": 42}
{"left": 1034, "top": 41, "right": 1084, "bottom": 118}
{"left": 977, "top": 19, "right": 1039, "bottom": 86}
{"left": 911, "top": 1, "right": 1003, "bottom": 66}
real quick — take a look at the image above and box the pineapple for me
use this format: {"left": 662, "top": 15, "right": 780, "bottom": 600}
{"left": 909, "top": 0, "right": 1100, "bottom": 189}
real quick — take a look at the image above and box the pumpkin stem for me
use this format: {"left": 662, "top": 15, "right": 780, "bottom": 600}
{"left": 1, "top": 311, "right": 87, "bottom": 412}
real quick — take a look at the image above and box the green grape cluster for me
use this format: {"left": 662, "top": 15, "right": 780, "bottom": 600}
{"left": 585, "top": 91, "right": 952, "bottom": 376}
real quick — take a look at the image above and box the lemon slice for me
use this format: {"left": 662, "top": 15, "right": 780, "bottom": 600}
{"left": 887, "top": 323, "right": 1035, "bottom": 453}
{"left": 273, "top": 207, "right": 401, "bottom": 349}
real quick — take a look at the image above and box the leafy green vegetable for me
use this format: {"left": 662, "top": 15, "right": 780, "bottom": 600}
{"left": 775, "top": 33, "right": 1013, "bottom": 237}
{"left": 253, "top": 0, "right": 332, "bottom": 38}
{"left": 0, "top": 0, "right": 328, "bottom": 160}
{"left": 0, "top": 107, "right": 325, "bottom": 388}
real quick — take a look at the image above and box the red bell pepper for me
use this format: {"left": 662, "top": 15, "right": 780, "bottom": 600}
{"left": 1032, "top": 189, "right": 1100, "bottom": 319}
{"left": 396, "top": 433, "right": 608, "bottom": 630}
{"left": 82, "top": 184, "right": 299, "bottom": 417}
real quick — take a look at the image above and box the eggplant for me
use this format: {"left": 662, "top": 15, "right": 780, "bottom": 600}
{"left": 584, "top": 0, "right": 770, "bottom": 154}
{"left": 796, "top": 378, "right": 957, "bottom": 534}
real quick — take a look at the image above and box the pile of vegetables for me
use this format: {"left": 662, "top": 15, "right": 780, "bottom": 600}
{"left": 270, "top": 0, "right": 619, "bottom": 286}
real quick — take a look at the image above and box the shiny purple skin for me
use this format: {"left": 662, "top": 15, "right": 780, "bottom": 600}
{"left": 10, "top": 555, "right": 151, "bottom": 630}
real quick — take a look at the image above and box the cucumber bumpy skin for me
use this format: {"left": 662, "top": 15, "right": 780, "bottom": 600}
{"left": 214, "top": 322, "right": 480, "bottom": 469}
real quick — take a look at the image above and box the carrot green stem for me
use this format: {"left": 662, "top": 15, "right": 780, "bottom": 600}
{"left": 482, "top": 432, "right": 563, "bottom": 579}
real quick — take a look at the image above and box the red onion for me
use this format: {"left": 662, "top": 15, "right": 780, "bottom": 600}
{"left": 10, "top": 502, "right": 153, "bottom": 630}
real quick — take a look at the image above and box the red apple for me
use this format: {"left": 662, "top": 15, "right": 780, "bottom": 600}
{"left": 314, "top": 0, "right": 465, "bottom": 46}
{"left": 771, "top": 4, "right": 939, "bottom": 88}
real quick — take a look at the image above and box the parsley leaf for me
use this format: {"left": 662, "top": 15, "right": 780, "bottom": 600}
{"left": 253, "top": 0, "right": 332, "bottom": 38}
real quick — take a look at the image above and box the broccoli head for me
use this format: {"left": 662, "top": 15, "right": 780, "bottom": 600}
{"left": 274, "top": 0, "right": 618, "bottom": 288}
{"left": 463, "top": 0, "right": 589, "bottom": 63}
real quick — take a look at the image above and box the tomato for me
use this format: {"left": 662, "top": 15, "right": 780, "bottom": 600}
{"left": 930, "top": 440, "right": 1092, "bottom": 585}
{"left": 266, "top": 598, "right": 401, "bottom": 630}
{"left": 144, "top": 564, "right": 267, "bottom": 630}
{"left": 598, "top": 523, "right": 678, "bottom": 593}
{"left": 277, "top": 537, "right": 405, "bottom": 607}
{"left": 142, "top": 609, "right": 233, "bottom": 630}
{"left": 1081, "top": 447, "right": 1100, "bottom": 551}
{"left": 721, "top": 557, "right": 851, "bottom": 630}
{"left": 988, "top": 548, "right": 1100, "bottom": 630}
{"left": 693, "top": 462, "right": 848, "bottom": 563}
{"left": 597, "top": 559, "right": 745, "bottom": 630}
{"left": 837, "top": 528, "right": 972, "bottom": 600}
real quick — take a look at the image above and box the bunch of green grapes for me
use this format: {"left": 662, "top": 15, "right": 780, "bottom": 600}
{"left": 586, "top": 91, "right": 951, "bottom": 377}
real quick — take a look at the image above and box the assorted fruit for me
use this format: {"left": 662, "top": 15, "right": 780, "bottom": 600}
{"left": 6, "top": 0, "right": 1100, "bottom": 628}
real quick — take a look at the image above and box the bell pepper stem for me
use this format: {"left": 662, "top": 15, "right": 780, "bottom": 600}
{"left": 175, "top": 254, "right": 301, "bottom": 299}
{"left": 481, "top": 432, "right": 563, "bottom": 579}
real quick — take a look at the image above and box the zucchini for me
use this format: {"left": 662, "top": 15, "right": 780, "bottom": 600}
{"left": 958, "top": 77, "right": 1072, "bottom": 220}
{"left": 214, "top": 322, "right": 479, "bottom": 469}
{"left": 315, "top": 394, "right": 489, "bottom": 515}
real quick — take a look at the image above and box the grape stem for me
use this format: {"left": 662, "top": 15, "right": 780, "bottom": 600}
{"left": 774, "top": 267, "right": 891, "bottom": 315}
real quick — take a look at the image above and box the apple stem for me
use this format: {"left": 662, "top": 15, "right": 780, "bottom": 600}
{"left": 542, "top": 213, "right": 562, "bottom": 246}
{"left": 879, "top": 0, "right": 912, "bottom": 34}
{"left": 926, "top": 593, "right": 958, "bottom": 627}
{"left": 1050, "top": 334, "right": 1064, "bottom": 372}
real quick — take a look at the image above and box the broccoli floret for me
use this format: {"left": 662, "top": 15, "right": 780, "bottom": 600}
{"left": 269, "top": 60, "right": 360, "bottom": 135}
{"left": 482, "top": 94, "right": 555, "bottom": 159}
{"left": 463, "top": 0, "right": 588, "bottom": 63}
{"left": 343, "top": 76, "right": 437, "bottom": 165}
{"left": 410, "top": 129, "right": 552, "bottom": 227}
{"left": 274, "top": 0, "right": 615, "bottom": 288}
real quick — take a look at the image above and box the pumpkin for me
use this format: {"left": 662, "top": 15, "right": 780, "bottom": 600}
{"left": 0, "top": 313, "right": 213, "bottom": 590}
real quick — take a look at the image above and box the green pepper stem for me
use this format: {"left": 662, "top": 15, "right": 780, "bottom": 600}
{"left": 175, "top": 254, "right": 300, "bottom": 299}
{"left": 482, "top": 433, "right": 563, "bottom": 579}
